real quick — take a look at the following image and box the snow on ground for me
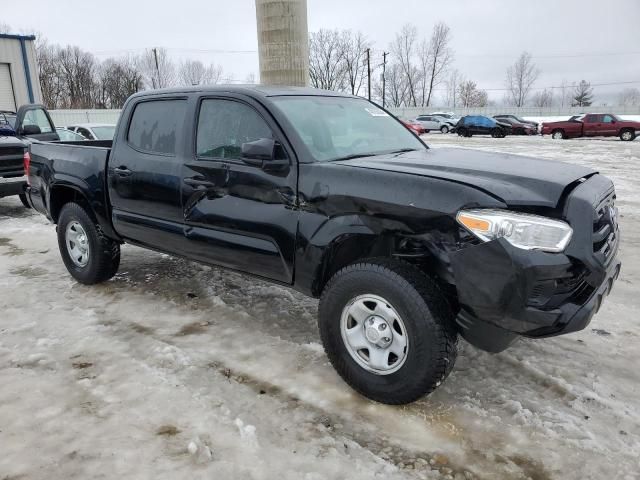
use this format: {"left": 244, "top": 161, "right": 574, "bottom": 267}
{"left": 1, "top": 135, "right": 639, "bottom": 480}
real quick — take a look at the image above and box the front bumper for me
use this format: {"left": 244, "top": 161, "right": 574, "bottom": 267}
{"left": 450, "top": 174, "right": 621, "bottom": 353}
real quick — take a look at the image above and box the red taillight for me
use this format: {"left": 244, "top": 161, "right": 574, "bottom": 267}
{"left": 23, "top": 151, "right": 31, "bottom": 186}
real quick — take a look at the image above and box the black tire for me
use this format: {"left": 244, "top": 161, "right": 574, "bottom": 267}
{"left": 57, "top": 202, "right": 120, "bottom": 285}
{"left": 440, "top": 125, "right": 449, "bottom": 134}
{"left": 318, "top": 258, "right": 458, "bottom": 405}
{"left": 620, "top": 128, "right": 636, "bottom": 141}
{"left": 18, "top": 193, "right": 30, "bottom": 209}
{"left": 551, "top": 129, "right": 565, "bottom": 140}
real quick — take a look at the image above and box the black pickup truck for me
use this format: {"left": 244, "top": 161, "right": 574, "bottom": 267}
{"left": 25, "top": 87, "right": 621, "bottom": 404}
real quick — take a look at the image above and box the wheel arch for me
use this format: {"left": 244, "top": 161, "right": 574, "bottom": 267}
{"left": 303, "top": 216, "right": 462, "bottom": 302}
{"left": 48, "top": 183, "right": 120, "bottom": 240}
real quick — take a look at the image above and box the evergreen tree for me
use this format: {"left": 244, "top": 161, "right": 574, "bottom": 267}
{"left": 572, "top": 80, "right": 594, "bottom": 107}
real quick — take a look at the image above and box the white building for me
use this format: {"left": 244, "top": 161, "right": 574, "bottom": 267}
{"left": 0, "top": 33, "right": 42, "bottom": 111}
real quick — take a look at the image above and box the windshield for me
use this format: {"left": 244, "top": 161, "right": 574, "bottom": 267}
{"left": 0, "top": 113, "right": 16, "bottom": 129}
{"left": 91, "top": 126, "right": 116, "bottom": 140}
{"left": 271, "top": 96, "right": 425, "bottom": 162}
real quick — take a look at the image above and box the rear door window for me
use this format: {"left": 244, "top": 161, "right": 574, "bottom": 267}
{"left": 128, "top": 99, "right": 187, "bottom": 155}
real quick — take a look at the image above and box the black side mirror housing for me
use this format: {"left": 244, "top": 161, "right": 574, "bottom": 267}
{"left": 21, "top": 124, "right": 42, "bottom": 136}
{"left": 241, "top": 138, "right": 276, "bottom": 162}
{"left": 241, "top": 138, "right": 288, "bottom": 171}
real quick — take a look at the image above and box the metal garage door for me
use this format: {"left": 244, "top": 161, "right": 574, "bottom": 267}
{"left": 0, "top": 64, "right": 17, "bottom": 111}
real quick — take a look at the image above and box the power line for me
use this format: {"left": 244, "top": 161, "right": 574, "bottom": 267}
{"left": 457, "top": 51, "right": 640, "bottom": 59}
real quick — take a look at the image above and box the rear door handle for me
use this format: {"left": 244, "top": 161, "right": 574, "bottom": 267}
{"left": 184, "top": 177, "right": 215, "bottom": 188}
{"left": 114, "top": 166, "right": 132, "bottom": 176}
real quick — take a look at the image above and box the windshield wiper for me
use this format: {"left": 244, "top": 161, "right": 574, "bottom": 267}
{"left": 329, "top": 152, "right": 383, "bottom": 162}
{"left": 389, "top": 148, "right": 419, "bottom": 155}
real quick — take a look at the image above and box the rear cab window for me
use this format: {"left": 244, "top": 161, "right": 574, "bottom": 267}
{"left": 128, "top": 99, "right": 187, "bottom": 155}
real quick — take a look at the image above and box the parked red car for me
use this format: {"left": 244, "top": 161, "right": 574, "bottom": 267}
{"left": 541, "top": 114, "right": 639, "bottom": 141}
{"left": 495, "top": 117, "right": 538, "bottom": 135}
{"left": 401, "top": 119, "right": 426, "bottom": 136}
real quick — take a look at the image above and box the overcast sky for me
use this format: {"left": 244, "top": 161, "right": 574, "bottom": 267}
{"left": 4, "top": 0, "right": 639, "bottom": 104}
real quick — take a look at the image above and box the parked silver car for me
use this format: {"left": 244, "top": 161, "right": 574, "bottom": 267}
{"left": 414, "top": 115, "right": 452, "bottom": 133}
{"left": 66, "top": 123, "right": 116, "bottom": 140}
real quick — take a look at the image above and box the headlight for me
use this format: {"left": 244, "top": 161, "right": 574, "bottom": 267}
{"left": 456, "top": 209, "right": 573, "bottom": 252}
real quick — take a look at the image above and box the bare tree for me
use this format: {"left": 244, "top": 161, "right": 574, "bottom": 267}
{"left": 308, "top": 29, "right": 347, "bottom": 90}
{"left": 35, "top": 40, "right": 64, "bottom": 108}
{"left": 57, "top": 46, "right": 97, "bottom": 108}
{"left": 618, "top": 87, "right": 640, "bottom": 106}
{"left": 96, "top": 57, "right": 143, "bottom": 108}
{"left": 178, "top": 60, "right": 223, "bottom": 86}
{"left": 342, "top": 31, "right": 369, "bottom": 96}
{"left": 245, "top": 73, "right": 256, "bottom": 84}
{"left": 0, "top": 23, "right": 11, "bottom": 34}
{"left": 445, "top": 69, "right": 461, "bottom": 107}
{"left": 137, "top": 48, "right": 176, "bottom": 89}
{"left": 458, "top": 80, "right": 488, "bottom": 107}
{"left": 424, "top": 22, "right": 453, "bottom": 107}
{"left": 532, "top": 88, "right": 554, "bottom": 107}
{"left": 385, "top": 62, "right": 410, "bottom": 107}
{"left": 505, "top": 52, "right": 539, "bottom": 107}
{"left": 572, "top": 80, "right": 594, "bottom": 107}
{"left": 391, "top": 24, "right": 420, "bottom": 106}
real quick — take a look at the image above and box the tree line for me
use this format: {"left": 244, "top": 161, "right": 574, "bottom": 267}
{"left": 35, "top": 41, "right": 226, "bottom": 109}
{"left": 4, "top": 23, "right": 639, "bottom": 110}
{"left": 309, "top": 23, "right": 640, "bottom": 109}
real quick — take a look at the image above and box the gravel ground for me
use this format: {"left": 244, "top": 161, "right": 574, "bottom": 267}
{"left": 0, "top": 134, "right": 638, "bottom": 480}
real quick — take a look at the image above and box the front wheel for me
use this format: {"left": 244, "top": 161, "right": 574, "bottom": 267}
{"left": 440, "top": 125, "right": 449, "bottom": 134}
{"left": 318, "top": 258, "right": 458, "bottom": 404}
{"left": 57, "top": 202, "right": 121, "bottom": 285}
{"left": 620, "top": 129, "right": 636, "bottom": 141}
{"left": 551, "top": 129, "right": 565, "bottom": 140}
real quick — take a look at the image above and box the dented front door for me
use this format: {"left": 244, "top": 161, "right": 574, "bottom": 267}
{"left": 181, "top": 95, "right": 298, "bottom": 283}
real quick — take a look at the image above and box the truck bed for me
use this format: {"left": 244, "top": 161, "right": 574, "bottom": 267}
{"left": 28, "top": 140, "right": 114, "bottom": 233}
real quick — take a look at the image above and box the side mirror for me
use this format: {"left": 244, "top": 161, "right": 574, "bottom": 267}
{"left": 241, "top": 138, "right": 275, "bottom": 162}
{"left": 21, "top": 124, "right": 42, "bottom": 136}
{"left": 241, "top": 138, "right": 288, "bottom": 171}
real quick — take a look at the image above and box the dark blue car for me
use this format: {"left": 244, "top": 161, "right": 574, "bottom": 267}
{"left": 455, "top": 115, "right": 511, "bottom": 138}
{"left": 0, "top": 111, "right": 17, "bottom": 136}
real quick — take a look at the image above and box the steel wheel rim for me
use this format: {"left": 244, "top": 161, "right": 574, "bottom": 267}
{"left": 66, "top": 221, "right": 90, "bottom": 267}
{"left": 622, "top": 131, "right": 632, "bottom": 140}
{"left": 552, "top": 131, "right": 562, "bottom": 139}
{"left": 340, "top": 294, "right": 409, "bottom": 375}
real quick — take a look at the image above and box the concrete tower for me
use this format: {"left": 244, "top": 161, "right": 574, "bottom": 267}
{"left": 255, "top": 0, "right": 309, "bottom": 86}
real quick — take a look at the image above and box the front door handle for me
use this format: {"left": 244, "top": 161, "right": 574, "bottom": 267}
{"left": 114, "top": 166, "right": 132, "bottom": 176}
{"left": 184, "top": 177, "right": 215, "bottom": 188}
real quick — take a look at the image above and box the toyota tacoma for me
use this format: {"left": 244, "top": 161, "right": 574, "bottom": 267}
{"left": 24, "top": 87, "right": 621, "bottom": 404}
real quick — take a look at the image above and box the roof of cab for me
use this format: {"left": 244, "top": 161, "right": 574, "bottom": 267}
{"left": 128, "top": 84, "right": 359, "bottom": 100}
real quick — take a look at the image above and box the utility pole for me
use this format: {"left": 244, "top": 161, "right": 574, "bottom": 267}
{"left": 366, "top": 48, "right": 371, "bottom": 101}
{"left": 152, "top": 48, "right": 161, "bottom": 89}
{"left": 382, "top": 51, "right": 388, "bottom": 108}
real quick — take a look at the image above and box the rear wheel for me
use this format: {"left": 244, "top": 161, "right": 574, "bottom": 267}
{"left": 57, "top": 202, "right": 120, "bottom": 284}
{"left": 551, "top": 129, "right": 565, "bottom": 140}
{"left": 440, "top": 125, "right": 449, "bottom": 134}
{"left": 318, "top": 258, "right": 458, "bottom": 404}
{"left": 620, "top": 129, "right": 635, "bottom": 141}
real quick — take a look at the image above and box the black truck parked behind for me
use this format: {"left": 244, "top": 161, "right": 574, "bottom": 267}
{"left": 24, "top": 86, "right": 621, "bottom": 404}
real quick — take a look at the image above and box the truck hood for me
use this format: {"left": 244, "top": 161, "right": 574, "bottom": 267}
{"left": 333, "top": 147, "right": 595, "bottom": 208}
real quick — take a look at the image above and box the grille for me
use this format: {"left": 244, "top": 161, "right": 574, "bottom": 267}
{"left": 592, "top": 191, "right": 618, "bottom": 264}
